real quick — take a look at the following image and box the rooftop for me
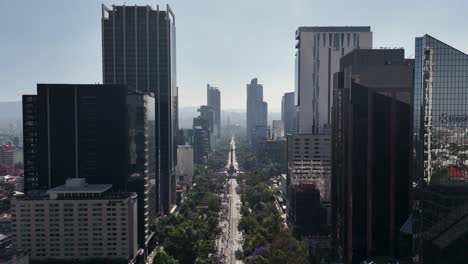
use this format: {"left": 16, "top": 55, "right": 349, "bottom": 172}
{"left": 297, "top": 26, "right": 371, "bottom": 33}
{"left": 15, "top": 191, "right": 136, "bottom": 201}
{"left": 47, "top": 178, "right": 112, "bottom": 194}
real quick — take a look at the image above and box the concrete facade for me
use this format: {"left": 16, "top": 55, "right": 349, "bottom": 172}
{"left": 287, "top": 134, "right": 331, "bottom": 202}
{"left": 295, "top": 27, "right": 372, "bottom": 134}
{"left": 11, "top": 179, "right": 138, "bottom": 262}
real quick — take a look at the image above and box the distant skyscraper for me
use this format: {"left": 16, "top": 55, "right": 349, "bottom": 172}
{"left": 246, "top": 78, "right": 268, "bottom": 148}
{"left": 198, "top": 105, "right": 215, "bottom": 151}
{"left": 281, "top": 92, "right": 296, "bottom": 135}
{"left": 207, "top": 84, "right": 221, "bottom": 139}
{"left": 102, "top": 4, "right": 177, "bottom": 215}
{"left": 193, "top": 116, "right": 210, "bottom": 164}
{"left": 272, "top": 120, "right": 285, "bottom": 140}
{"left": 176, "top": 145, "right": 194, "bottom": 186}
{"left": 332, "top": 49, "right": 413, "bottom": 263}
{"left": 176, "top": 129, "right": 193, "bottom": 146}
{"left": 412, "top": 35, "right": 468, "bottom": 263}
{"left": 295, "top": 26, "right": 372, "bottom": 134}
{"left": 22, "top": 84, "right": 154, "bottom": 247}
{"left": 287, "top": 134, "right": 331, "bottom": 201}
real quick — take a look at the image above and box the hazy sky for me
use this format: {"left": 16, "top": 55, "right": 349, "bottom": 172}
{"left": 1, "top": 0, "right": 467, "bottom": 111}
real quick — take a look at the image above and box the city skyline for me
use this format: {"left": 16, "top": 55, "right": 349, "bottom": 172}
{"left": 2, "top": 1, "right": 468, "bottom": 263}
{"left": 2, "top": 0, "right": 468, "bottom": 111}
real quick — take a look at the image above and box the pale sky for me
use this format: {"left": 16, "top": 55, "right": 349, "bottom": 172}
{"left": 1, "top": 0, "right": 468, "bottom": 111}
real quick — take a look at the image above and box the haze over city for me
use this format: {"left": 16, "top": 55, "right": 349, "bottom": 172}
{"left": 1, "top": 1, "right": 468, "bottom": 264}
{"left": 1, "top": 0, "right": 468, "bottom": 110}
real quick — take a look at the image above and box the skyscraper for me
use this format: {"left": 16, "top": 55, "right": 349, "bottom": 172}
{"left": 281, "top": 92, "right": 296, "bottom": 135}
{"left": 198, "top": 105, "right": 215, "bottom": 152}
{"left": 272, "top": 120, "right": 285, "bottom": 140}
{"left": 295, "top": 27, "right": 372, "bottom": 134}
{"left": 412, "top": 35, "right": 468, "bottom": 263}
{"left": 193, "top": 116, "right": 210, "bottom": 164}
{"left": 246, "top": 78, "right": 268, "bottom": 148}
{"left": 22, "top": 84, "right": 154, "bottom": 247}
{"left": 331, "top": 49, "right": 414, "bottom": 263}
{"left": 102, "top": 4, "right": 177, "bottom": 215}
{"left": 207, "top": 84, "right": 221, "bottom": 139}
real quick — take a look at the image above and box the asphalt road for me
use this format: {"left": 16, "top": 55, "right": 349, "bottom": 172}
{"left": 216, "top": 137, "right": 243, "bottom": 264}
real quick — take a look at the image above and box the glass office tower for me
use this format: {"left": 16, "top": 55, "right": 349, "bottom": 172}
{"left": 102, "top": 4, "right": 177, "bottom": 215}
{"left": 413, "top": 35, "right": 468, "bottom": 263}
{"left": 22, "top": 84, "right": 154, "bottom": 248}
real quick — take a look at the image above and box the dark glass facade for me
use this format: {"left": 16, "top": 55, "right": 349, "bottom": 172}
{"left": 22, "top": 95, "right": 39, "bottom": 192}
{"left": 102, "top": 5, "right": 177, "bottom": 215}
{"left": 22, "top": 84, "right": 154, "bottom": 247}
{"left": 177, "top": 129, "right": 193, "bottom": 146}
{"left": 412, "top": 35, "right": 468, "bottom": 263}
{"left": 193, "top": 116, "right": 210, "bottom": 164}
{"left": 332, "top": 49, "right": 414, "bottom": 263}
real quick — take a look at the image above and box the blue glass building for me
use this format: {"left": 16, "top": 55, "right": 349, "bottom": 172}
{"left": 412, "top": 35, "right": 468, "bottom": 263}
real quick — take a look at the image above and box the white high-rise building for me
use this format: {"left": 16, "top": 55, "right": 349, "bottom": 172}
{"left": 295, "top": 27, "right": 372, "bottom": 134}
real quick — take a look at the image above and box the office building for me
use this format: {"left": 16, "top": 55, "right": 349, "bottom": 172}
{"left": 22, "top": 84, "right": 154, "bottom": 247}
{"left": 0, "top": 146, "right": 14, "bottom": 166}
{"left": 257, "top": 138, "right": 287, "bottom": 172}
{"left": 289, "top": 184, "right": 326, "bottom": 235}
{"left": 207, "top": 84, "right": 221, "bottom": 139}
{"left": 281, "top": 92, "right": 296, "bottom": 135}
{"left": 11, "top": 178, "right": 138, "bottom": 263}
{"left": 176, "top": 145, "right": 194, "bottom": 187}
{"left": 412, "top": 35, "right": 468, "bottom": 263}
{"left": 331, "top": 49, "right": 414, "bottom": 263}
{"left": 287, "top": 134, "right": 331, "bottom": 202}
{"left": 102, "top": 4, "right": 178, "bottom": 215}
{"left": 272, "top": 120, "right": 285, "bottom": 140}
{"left": 198, "top": 105, "right": 215, "bottom": 151}
{"left": 246, "top": 78, "right": 268, "bottom": 148}
{"left": 177, "top": 129, "right": 193, "bottom": 146}
{"left": 295, "top": 26, "right": 372, "bottom": 134}
{"left": 193, "top": 116, "right": 210, "bottom": 164}
{"left": 254, "top": 123, "right": 269, "bottom": 149}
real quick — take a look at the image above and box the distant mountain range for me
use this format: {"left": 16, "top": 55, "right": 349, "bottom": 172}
{"left": 0, "top": 101, "right": 22, "bottom": 133}
{"left": 0, "top": 102, "right": 281, "bottom": 131}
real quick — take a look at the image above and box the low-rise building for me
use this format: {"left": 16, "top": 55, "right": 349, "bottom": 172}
{"left": 11, "top": 178, "right": 138, "bottom": 262}
{"left": 0, "top": 146, "right": 22, "bottom": 167}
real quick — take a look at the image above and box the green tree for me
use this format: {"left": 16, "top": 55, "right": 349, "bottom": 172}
{"left": 268, "top": 231, "right": 307, "bottom": 264}
{"left": 153, "top": 250, "right": 179, "bottom": 264}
